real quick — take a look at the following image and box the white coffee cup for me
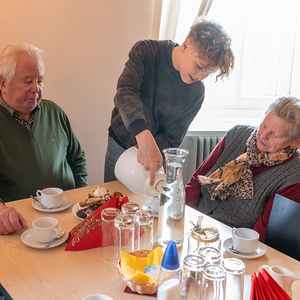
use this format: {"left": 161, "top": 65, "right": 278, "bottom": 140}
{"left": 150, "top": 196, "right": 160, "bottom": 214}
{"left": 36, "top": 187, "right": 63, "bottom": 208}
{"left": 82, "top": 295, "right": 113, "bottom": 300}
{"left": 114, "top": 146, "right": 166, "bottom": 196}
{"left": 232, "top": 228, "right": 259, "bottom": 254}
{"left": 32, "top": 217, "right": 59, "bottom": 243}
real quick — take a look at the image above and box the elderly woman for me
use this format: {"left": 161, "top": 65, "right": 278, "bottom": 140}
{"left": 185, "top": 96, "right": 300, "bottom": 242}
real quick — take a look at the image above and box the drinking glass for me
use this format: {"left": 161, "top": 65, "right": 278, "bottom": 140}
{"left": 198, "top": 247, "right": 221, "bottom": 265}
{"left": 101, "top": 208, "right": 120, "bottom": 263}
{"left": 222, "top": 258, "right": 245, "bottom": 300}
{"left": 201, "top": 264, "right": 227, "bottom": 300}
{"left": 121, "top": 202, "right": 140, "bottom": 216}
{"left": 114, "top": 213, "right": 134, "bottom": 263}
{"left": 133, "top": 209, "right": 154, "bottom": 251}
{"left": 181, "top": 255, "right": 206, "bottom": 300}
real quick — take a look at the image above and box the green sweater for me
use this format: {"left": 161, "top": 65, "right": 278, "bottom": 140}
{"left": 0, "top": 99, "right": 88, "bottom": 202}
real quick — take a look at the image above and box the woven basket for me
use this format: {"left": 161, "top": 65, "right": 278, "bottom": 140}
{"left": 117, "top": 249, "right": 158, "bottom": 294}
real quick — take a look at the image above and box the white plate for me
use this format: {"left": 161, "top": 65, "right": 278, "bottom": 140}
{"left": 223, "top": 237, "right": 267, "bottom": 259}
{"left": 21, "top": 227, "right": 68, "bottom": 249}
{"left": 32, "top": 197, "right": 72, "bottom": 212}
{"left": 142, "top": 201, "right": 158, "bottom": 218}
{"left": 72, "top": 202, "right": 86, "bottom": 220}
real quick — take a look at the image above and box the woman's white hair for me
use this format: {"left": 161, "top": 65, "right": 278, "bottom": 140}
{"left": 0, "top": 43, "right": 44, "bottom": 83}
{"left": 266, "top": 96, "right": 300, "bottom": 142}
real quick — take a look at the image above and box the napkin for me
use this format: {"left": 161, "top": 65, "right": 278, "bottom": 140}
{"left": 65, "top": 195, "right": 129, "bottom": 251}
{"left": 120, "top": 247, "right": 164, "bottom": 283}
{"left": 250, "top": 269, "right": 292, "bottom": 300}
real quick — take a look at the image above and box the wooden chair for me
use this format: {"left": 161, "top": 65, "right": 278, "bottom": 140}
{"left": 265, "top": 194, "right": 300, "bottom": 261}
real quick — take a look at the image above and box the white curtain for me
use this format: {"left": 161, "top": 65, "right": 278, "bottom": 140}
{"left": 154, "top": 0, "right": 214, "bottom": 42}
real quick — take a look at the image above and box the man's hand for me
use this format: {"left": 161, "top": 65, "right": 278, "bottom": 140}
{"left": 135, "top": 130, "right": 163, "bottom": 186}
{"left": 0, "top": 204, "right": 28, "bottom": 235}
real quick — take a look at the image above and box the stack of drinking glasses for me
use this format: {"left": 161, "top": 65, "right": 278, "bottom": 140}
{"left": 178, "top": 255, "right": 245, "bottom": 300}
{"left": 177, "top": 224, "right": 246, "bottom": 300}
{"left": 100, "top": 202, "right": 154, "bottom": 266}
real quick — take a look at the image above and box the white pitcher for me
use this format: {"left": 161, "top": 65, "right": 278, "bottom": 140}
{"left": 114, "top": 146, "right": 166, "bottom": 196}
{"left": 259, "top": 265, "right": 299, "bottom": 298}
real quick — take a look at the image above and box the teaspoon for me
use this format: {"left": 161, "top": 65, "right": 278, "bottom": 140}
{"left": 44, "top": 231, "right": 65, "bottom": 249}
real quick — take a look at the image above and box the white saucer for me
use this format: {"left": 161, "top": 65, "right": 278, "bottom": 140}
{"left": 32, "top": 197, "right": 72, "bottom": 212}
{"left": 21, "top": 227, "right": 68, "bottom": 249}
{"left": 223, "top": 238, "right": 267, "bottom": 259}
{"left": 142, "top": 201, "right": 158, "bottom": 218}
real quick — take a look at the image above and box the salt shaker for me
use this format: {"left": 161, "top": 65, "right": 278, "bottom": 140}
{"left": 157, "top": 240, "right": 181, "bottom": 300}
{"left": 201, "top": 264, "right": 227, "bottom": 300}
{"left": 181, "top": 255, "right": 206, "bottom": 300}
{"left": 222, "top": 258, "right": 245, "bottom": 300}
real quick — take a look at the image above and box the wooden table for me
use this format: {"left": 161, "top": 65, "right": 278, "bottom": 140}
{"left": 1, "top": 181, "right": 299, "bottom": 300}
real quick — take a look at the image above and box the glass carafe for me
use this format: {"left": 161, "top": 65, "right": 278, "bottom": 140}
{"left": 157, "top": 148, "right": 189, "bottom": 247}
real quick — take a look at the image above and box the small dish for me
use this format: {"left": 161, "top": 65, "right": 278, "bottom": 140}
{"left": 72, "top": 202, "right": 86, "bottom": 220}
{"left": 32, "top": 197, "right": 72, "bottom": 212}
{"left": 142, "top": 201, "right": 158, "bottom": 218}
{"left": 223, "top": 238, "right": 267, "bottom": 259}
{"left": 21, "top": 227, "right": 68, "bottom": 249}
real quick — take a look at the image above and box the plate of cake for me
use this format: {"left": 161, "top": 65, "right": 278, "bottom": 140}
{"left": 72, "top": 187, "right": 124, "bottom": 220}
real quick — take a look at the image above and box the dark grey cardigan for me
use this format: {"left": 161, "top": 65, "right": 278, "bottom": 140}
{"left": 198, "top": 125, "right": 300, "bottom": 228}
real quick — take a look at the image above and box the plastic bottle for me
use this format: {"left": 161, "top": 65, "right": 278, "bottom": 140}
{"left": 157, "top": 240, "right": 181, "bottom": 300}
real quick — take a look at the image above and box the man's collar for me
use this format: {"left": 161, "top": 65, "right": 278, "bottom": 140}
{"left": 0, "top": 93, "right": 40, "bottom": 128}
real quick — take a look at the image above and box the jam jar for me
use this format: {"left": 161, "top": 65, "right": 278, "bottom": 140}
{"left": 187, "top": 224, "right": 221, "bottom": 255}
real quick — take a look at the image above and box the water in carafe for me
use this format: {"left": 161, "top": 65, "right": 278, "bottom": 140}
{"left": 157, "top": 148, "right": 188, "bottom": 248}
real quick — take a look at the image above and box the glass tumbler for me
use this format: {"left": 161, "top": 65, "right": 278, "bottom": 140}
{"left": 201, "top": 264, "right": 227, "bottom": 300}
{"left": 121, "top": 202, "right": 140, "bottom": 216}
{"left": 222, "top": 258, "right": 245, "bottom": 300}
{"left": 101, "top": 207, "right": 120, "bottom": 263}
{"left": 114, "top": 213, "right": 135, "bottom": 263}
{"left": 133, "top": 209, "right": 154, "bottom": 251}
{"left": 181, "top": 255, "right": 206, "bottom": 300}
{"left": 198, "top": 247, "right": 221, "bottom": 265}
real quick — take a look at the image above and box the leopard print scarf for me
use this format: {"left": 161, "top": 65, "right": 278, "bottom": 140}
{"left": 197, "top": 128, "right": 299, "bottom": 201}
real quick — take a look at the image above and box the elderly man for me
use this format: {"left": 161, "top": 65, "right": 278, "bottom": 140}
{"left": 0, "top": 43, "right": 88, "bottom": 235}
{"left": 186, "top": 96, "right": 300, "bottom": 242}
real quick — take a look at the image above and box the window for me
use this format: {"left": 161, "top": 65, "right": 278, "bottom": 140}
{"left": 186, "top": 0, "right": 300, "bottom": 132}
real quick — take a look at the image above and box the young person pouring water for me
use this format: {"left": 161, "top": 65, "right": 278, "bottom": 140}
{"left": 104, "top": 19, "right": 235, "bottom": 186}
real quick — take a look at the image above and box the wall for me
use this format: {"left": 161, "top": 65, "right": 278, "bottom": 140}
{"left": 0, "top": 0, "right": 155, "bottom": 185}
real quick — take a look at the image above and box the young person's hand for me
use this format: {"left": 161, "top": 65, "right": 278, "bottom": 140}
{"left": 135, "top": 130, "right": 163, "bottom": 186}
{"left": 0, "top": 204, "right": 27, "bottom": 235}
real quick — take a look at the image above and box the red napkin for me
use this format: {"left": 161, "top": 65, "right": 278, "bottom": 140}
{"left": 65, "top": 196, "right": 129, "bottom": 251}
{"left": 250, "top": 269, "right": 292, "bottom": 300}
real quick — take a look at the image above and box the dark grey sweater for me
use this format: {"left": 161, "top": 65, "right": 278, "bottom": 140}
{"left": 109, "top": 39, "right": 205, "bottom": 151}
{"left": 198, "top": 125, "right": 300, "bottom": 228}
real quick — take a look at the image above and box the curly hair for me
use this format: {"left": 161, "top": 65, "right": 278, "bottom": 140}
{"left": 186, "top": 18, "right": 235, "bottom": 81}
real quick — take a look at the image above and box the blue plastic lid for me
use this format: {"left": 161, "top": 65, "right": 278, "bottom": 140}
{"left": 161, "top": 240, "right": 180, "bottom": 270}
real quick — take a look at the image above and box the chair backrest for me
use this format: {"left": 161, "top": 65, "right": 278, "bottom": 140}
{"left": 265, "top": 194, "right": 300, "bottom": 261}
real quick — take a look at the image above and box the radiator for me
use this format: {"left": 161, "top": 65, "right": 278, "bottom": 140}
{"left": 197, "top": 136, "right": 223, "bottom": 166}
{"left": 180, "top": 135, "right": 224, "bottom": 186}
